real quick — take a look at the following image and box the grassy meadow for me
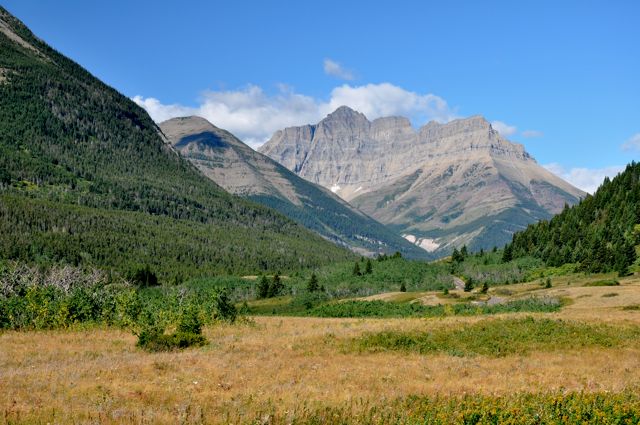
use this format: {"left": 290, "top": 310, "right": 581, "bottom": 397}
{"left": 3, "top": 263, "right": 640, "bottom": 424}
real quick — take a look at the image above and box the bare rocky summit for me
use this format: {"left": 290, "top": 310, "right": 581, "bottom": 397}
{"left": 259, "top": 106, "right": 586, "bottom": 254}
{"left": 160, "top": 116, "right": 431, "bottom": 259}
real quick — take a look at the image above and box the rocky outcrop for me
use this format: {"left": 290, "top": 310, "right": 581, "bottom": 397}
{"left": 160, "top": 116, "right": 432, "bottom": 259}
{"left": 259, "top": 106, "right": 586, "bottom": 254}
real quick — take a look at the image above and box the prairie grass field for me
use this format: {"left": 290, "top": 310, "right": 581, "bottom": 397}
{"left": 3, "top": 272, "right": 640, "bottom": 424}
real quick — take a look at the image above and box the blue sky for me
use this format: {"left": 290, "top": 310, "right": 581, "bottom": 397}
{"left": 4, "top": 0, "right": 639, "bottom": 192}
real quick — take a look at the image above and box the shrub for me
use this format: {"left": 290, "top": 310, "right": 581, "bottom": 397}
{"left": 584, "top": 279, "right": 620, "bottom": 287}
{"left": 137, "top": 329, "right": 207, "bottom": 352}
{"left": 290, "top": 291, "right": 330, "bottom": 311}
{"left": 212, "top": 289, "right": 237, "bottom": 323}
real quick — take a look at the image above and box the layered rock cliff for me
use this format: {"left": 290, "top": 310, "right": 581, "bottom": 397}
{"left": 259, "top": 106, "right": 586, "bottom": 254}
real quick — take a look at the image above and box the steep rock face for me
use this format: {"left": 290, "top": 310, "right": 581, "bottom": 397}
{"left": 259, "top": 106, "right": 586, "bottom": 254}
{"left": 160, "top": 116, "right": 432, "bottom": 259}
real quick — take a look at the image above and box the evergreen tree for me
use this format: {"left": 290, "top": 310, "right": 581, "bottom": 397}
{"left": 460, "top": 245, "right": 468, "bottom": 258}
{"left": 544, "top": 277, "right": 552, "bottom": 288}
{"left": 480, "top": 282, "right": 489, "bottom": 294}
{"left": 353, "top": 262, "right": 361, "bottom": 276}
{"left": 257, "top": 275, "right": 270, "bottom": 299}
{"left": 268, "top": 272, "right": 284, "bottom": 297}
{"left": 364, "top": 259, "right": 373, "bottom": 274}
{"left": 502, "top": 244, "right": 513, "bottom": 263}
{"left": 400, "top": 282, "right": 407, "bottom": 292}
{"left": 464, "top": 277, "right": 474, "bottom": 292}
{"left": 451, "top": 248, "right": 462, "bottom": 263}
{"left": 307, "top": 273, "right": 319, "bottom": 292}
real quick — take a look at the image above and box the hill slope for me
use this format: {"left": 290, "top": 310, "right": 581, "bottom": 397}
{"left": 259, "top": 106, "right": 585, "bottom": 254}
{"left": 508, "top": 162, "right": 640, "bottom": 274}
{"left": 0, "top": 7, "right": 353, "bottom": 279}
{"left": 159, "top": 116, "right": 431, "bottom": 259}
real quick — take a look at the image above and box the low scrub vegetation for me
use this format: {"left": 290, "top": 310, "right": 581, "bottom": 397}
{"left": 306, "top": 297, "right": 562, "bottom": 318}
{"left": 0, "top": 262, "right": 238, "bottom": 351}
{"left": 584, "top": 279, "right": 620, "bottom": 287}
{"left": 355, "top": 317, "right": 640, "bottom": 357}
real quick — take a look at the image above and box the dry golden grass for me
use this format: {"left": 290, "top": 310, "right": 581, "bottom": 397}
{"left": 3, "top": 276, "right": 640, "bottom": 423}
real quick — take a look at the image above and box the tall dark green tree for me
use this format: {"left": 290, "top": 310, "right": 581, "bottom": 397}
{"left": 464, "top": 277, "right": 474, "bottom": 292}
{"left": 353, "top": 262, "right": 361, "bottom": 276}
{"left": 268, "top": 272, "right": 284, "bottom": 297}
{"left": 364, "top": 259, "right": 373, "bottom": 274}
{"left": 502, "top": 243, "right": 513, "bottom": 263}
{"left": 307, "top": 273, "right": 319, "bottom": 292}
{"left": 257, "top": 275, "right": 270, "bottom": 299}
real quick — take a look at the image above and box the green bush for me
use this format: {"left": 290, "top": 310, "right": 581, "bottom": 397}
{"left": 584, "top": 279, "right": 620, "bottom": 287}
{"left": 137, "top": 329, "right": 207, "bottom": 352}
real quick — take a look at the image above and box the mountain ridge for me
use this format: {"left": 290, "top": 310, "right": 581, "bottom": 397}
{"left": 259, "top": 106, "right": 586, "bottom": 254}
{"left": 160, "top": 116, "right": 432, "bottom": 259}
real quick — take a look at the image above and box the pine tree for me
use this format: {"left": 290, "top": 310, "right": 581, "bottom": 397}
{"left": 353, "top": 262, "right": 361, "bottom": 276}
{"left": 464, "top": 278, "right": 474, "bottom": 292}
{"left": 268, "top": 272, "right": 284, "bottom": 297}
{"left": 544, "top": 277, "right": 552, "bottom": 288}
{"left": 451, "top": 248, "right": 462, "bottom": 263}
{"left": 257, "top": 275, "right": 270, "bottom": 299}
{"left": 480, "top": 282, "right": 489, "bottom": 294}
{"left": 364, "top": 259, "right": 373, "bottom": 274}
{"left": 502, "top": 244, "right": 513, "bottom": 263}
{"left": 307, "top": 273, "right": 319, "bottom": 292}
{"left": 460, "top": 245, "right": 468, "bottom": 258}
{"left": 400, "top": 282, "right": 407, "bottom": 292}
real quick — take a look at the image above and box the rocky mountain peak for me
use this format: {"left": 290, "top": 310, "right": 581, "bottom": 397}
{"left": 324, "top": 105, "right": 367, "bottom": 121}
{"left": 318, "top": 106, "right": 370, "bottom": 134}
{"left": 259, "top": 107, "right": 586, "bottom": 255}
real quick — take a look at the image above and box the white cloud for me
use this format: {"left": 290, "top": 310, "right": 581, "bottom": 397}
{"left": 544, "top": 163, "right": 624, "bottom": 194}
{"left": 622, "top": 133, "right": 640, "bottom": 151}
{"left": 133, "top": 83, "right": 456, "bottom": 147}
{"left": 522, "top": 129, "right": 544, "bottom": 138}
{"left": 323, "top": 58, "right": 355, "bottom": 80}
{"left": 491, "top": 120, "right": 517, "bottom": 137}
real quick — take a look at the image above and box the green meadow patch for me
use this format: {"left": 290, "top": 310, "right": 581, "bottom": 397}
{"left": 305, "top": 297, "right": 562, "bottom": 318}
{"left": 354, "top": 317, "right": 640, "bottom": 357}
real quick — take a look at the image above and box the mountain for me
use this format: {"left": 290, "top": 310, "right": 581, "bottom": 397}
{"left": 0, "top": 6, "right": 354, "bottom": 280}
{"left": 259, "top": 106, "right": 586, "bottom": 254}
{"left": 159, "top": 116, "right": 431, "bottom": 259}
{"left": 508, "top": 162, "right": 639, "bottom": 274}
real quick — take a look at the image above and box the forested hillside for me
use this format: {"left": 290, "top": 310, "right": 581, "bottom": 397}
{"left": 0, "top": 7, "right": 353, "bottom": 280}
{"left": 508, "top": 162, "right": 639, "bottom": 274}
